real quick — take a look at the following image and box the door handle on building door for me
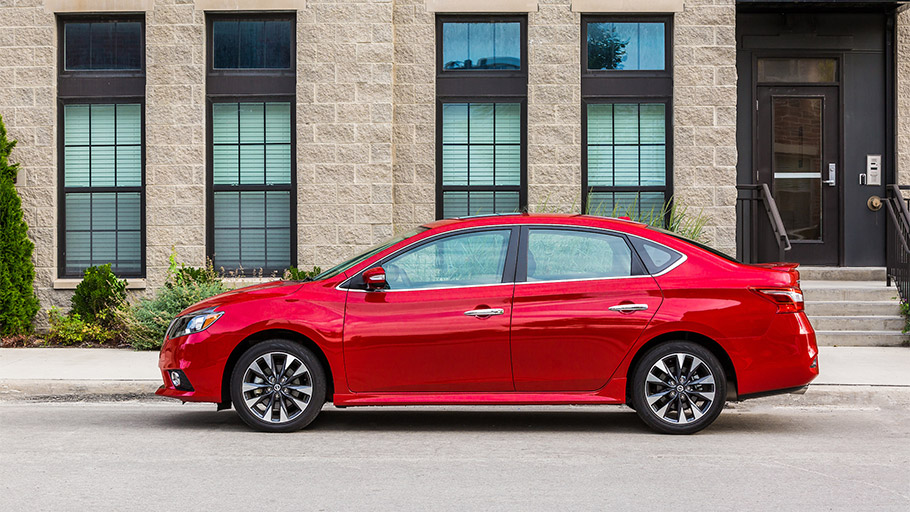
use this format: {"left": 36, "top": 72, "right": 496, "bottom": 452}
{"left": 823, "top": 163, "right": 836, "bottom": 186}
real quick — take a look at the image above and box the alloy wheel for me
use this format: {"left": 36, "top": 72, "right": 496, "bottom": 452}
{"left": 644, "top": 352, "right": 716, "bottom": 425}
{"left": 241, "top": 352, "right": 313, "bottom": 424}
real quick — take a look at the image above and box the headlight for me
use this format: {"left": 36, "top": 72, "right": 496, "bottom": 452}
{"left": 167, "top": 309, "right": 224, "bottom": 339}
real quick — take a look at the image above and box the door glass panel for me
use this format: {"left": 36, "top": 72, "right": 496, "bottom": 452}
{"left": 527, "top": 229, "right": 634, "bottom": 281}
{"left": 382, "top": 230, "right": 511, "bottom": 290}
{"left": 772, "top": 97, "right": 823, "bottom": 241}
{"left": 758, "top": 58, "right": 837, "bottom": 83}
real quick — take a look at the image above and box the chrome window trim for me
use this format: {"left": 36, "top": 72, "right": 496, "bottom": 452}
{"left": 336, "top": 222, "right": 687, "bottom": 292}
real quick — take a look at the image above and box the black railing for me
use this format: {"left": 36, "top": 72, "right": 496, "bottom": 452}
{"left": 885, "top": 184, "right": 910, "bottom": 300}
{"left": 736, "top": 183, "right": 792, "bottom": 263}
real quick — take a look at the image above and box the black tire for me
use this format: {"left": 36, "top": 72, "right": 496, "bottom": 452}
{"left": 230, "top": 339, "right": 327, "bottom": 433}
{"left": 630, "top": 341, "right": 726, "bottom": 435}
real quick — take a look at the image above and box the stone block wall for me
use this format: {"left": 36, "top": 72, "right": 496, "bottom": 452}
{"left": 898, "top": 9, "right": 910, "bottom": 188}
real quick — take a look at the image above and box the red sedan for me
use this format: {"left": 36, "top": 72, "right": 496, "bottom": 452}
{"left": 157, "top": 214, "right": 819, "bottom": 434}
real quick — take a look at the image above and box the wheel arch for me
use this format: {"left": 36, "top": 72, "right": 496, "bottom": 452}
{"left": 624, "top": 331, "right": 738, "bottom": 403}
{"left": 220, "top": 328, "right": 335, "bottom": 405}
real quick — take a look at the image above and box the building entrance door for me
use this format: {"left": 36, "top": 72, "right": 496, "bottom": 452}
{"left": 756, "top": 86, "right": 840, "bottom": 265}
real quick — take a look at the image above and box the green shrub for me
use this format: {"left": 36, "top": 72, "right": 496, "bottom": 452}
{"left": 284, "top": 266, "right": 322, "bottom": 281}
{"left": 71, "top": 264, "right": 127, "bottom": 328}
{"left": 128, "top": 252, "right": 226, "bottom": 351}
{"left": 585, "top": 193, "right": 709, "bottom": 242}
{"left": 46, "top": 307, "right": 116, "bottom": 346}
{"left": 0, "top": 113, "right": 40, "bottom": 335}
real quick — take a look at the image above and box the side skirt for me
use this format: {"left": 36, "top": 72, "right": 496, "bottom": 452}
{"left": 332, "top": 392, "right": 625, "bottom": 407}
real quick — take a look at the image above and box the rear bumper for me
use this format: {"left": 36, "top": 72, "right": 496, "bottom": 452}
{"left": 733, "top": 311, "right": 820, "bottom": 396}
{"left": 738, "top": 384, "right": 809, "bottom": 401}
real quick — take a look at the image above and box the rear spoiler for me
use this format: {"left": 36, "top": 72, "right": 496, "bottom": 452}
{"left": 750, "top": 262, "right": 799, "bottom": 272}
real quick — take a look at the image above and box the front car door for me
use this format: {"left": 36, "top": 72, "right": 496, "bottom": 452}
{"left": 510, "top": 227, "right": 663, "bottom": 391}
{"left": 342, "top": 227, "right": 518, "bottom": 392}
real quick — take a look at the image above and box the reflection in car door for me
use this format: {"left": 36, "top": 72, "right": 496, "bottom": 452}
{"left": 342, "top": 227, "right": 519, "bottom": 393}
{"left": 509, "top": 227, "right": 663, "bottom": 391}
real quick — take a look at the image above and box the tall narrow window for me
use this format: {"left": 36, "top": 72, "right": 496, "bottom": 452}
{"left": 206, "top": 14, "right": 296, "bottom": 273}
{"left": 436, "top": 16, "right": 527, "bottom": 219}
{"left": 582, "top": 16, "right": 672, "bottom": 219}
{"left": 58, "top": 16, "right": 146, "bottom": 278}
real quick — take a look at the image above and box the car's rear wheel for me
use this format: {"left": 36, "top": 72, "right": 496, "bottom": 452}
{"left": 230, "top": 340, "right": 326, "bottom": 433}
{"left": 631, "top": 341, "right": 726, "bottom": 435}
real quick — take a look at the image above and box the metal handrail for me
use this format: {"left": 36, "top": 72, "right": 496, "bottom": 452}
{"left": 736, "top": 183, "right": 792, "bottom": 262}
{"left": 884, "top": 184, "right": 910, "bottom": 300}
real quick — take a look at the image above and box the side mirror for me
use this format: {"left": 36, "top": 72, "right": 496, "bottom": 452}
{"left": 362, "top": 266, "right": 387, "bottom": 291}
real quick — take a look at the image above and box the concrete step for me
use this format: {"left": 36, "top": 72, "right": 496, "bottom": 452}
{"left": 799, "top": 281, "right": 899, "bottom": 302}
{"left": 814, "top": 330, "right": 909, "bottom": 347}
{"left": 798, "top": 266, "right": 886, "bottom": 281}
{"left": 804, "top": 301, "right": 901, "bottom": 317}
{"left": 809, "top": 315, "right": 906, "bottom": 331}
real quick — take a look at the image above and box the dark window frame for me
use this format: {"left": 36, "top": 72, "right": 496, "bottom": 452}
{"left": 57, "top": 14, "right": 147, "bottom": 278}
{"left": 581, "top": 15, "right": 674, "bottom": 216}
{"left": 205, "top": 95, "right": 298, "bottom": 276}
{"left": 435, "top": 15, "right": 529, "bottom": 219}
{"left": 57, "top": 14, "right": 146, "bottom": 99}
{"left": 205, "top": 12, "right": 296, "bottom": 96}
{"left": 57, "top": 97, "right": 147, "bottom": 278}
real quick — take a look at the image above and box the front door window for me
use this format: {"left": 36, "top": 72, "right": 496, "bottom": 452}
{"left": 772, "top": 97, "right": 823, "bottom": 241}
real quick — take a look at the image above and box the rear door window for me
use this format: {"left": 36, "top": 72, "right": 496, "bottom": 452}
{"left": 525, "top": 228, "right": 640, "bottom": 281}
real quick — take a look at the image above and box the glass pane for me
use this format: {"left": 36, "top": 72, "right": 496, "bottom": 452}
{"left": 64, "top": 147, "right": 90, "bottom": 188}
{"left": 213, "top": 192, "right": 240, "bottom": 228}
{"left": 214, "top": 20, "right": 292, "bottom": 70}
{"left": 494, "top": 145, "right": 520, "bottom": 186}
{"left": 90, "top": 104, "right": 115, "bottom": 145}
{"left": 494, "top": 191, "right": 520, "bottom": 213}
{"left": 469, "top": 104, "right": 494, "bottom": 144}
{"left": 613, "top": 146, "right": 638, "bottom": 186}
{"left": 212, "top": 21, "right": 239, "bottom": 69}
{"left": 239, "top": 145, "right": 265, "bottom": 185}
{"left": 613, "top": 104, "right": 638, "bottom": 144}
{"left": 90, "top": 146, "right": 115, "bottom": 187}
{"left": 442, "top": 146, "right": 468, "bottom": 185}
{"left": 64, "top": 23, "right": 91, "bottom": 70}
{"left": 239, "top": 103, "right": 264, "bottom": 144}
{"left": 213, "top": 146, "right": 239, "bottom": 185}
{"left": 758, "top": 58, "right": 837, "bottom": 83}
{"left": 212, "top": 103, "right": 239, "bottom": 144}
{"left": 587, "top": 146, "right": 613, "bottom": 186}
{"left": 114, "top": 22, "right": 142, "bottom": 69}
{"left": 773, "top": 97, "right": 823, "bottom": 241}
{"left": 265, "top": 103, "right": 291, "bottom": 144}
{"left": 213, "top": 191, "right": 291, "bottom": 271}
{"left": 495, "top": 103, "right": 521, "bottom": 144}
{"left": 443, "top": 191, "right": 468, "bottom": 218}
{"left": 265, "top": 145, "right": 292, "bottom": 185}
{"left": 116, "top": 104, "right": 141, "bottom": 145}
{"left": 442, "top": 104, "right": 468, "bottom": 144}
{"left": 587, "top": 22, "right": 665, "bottom": 71}
{"left": 118, "top": 192, "right": 142, "bottom": 230}
{"left": 384, "top": 230, "right": 511, "bottom": 289}
{"left": 91, "top": 193, "right": 117, "bottom": 230}
{"left": 527, "top": 229, "right": 633, "bottom": 281}
{"left": 64, "top": 192, "right": 142, "bottom": 276}
{"left": 90, "top": 22, "right": 115, "bottom": 70}
{"left": 442, "top": 22, "right": 521, "bottom": 70}
{"left": 587, "top": 104, "right": 612, "bottom": 145}
{"left": 639, "top": 104, "right": 665, "bottom": 144}
{"left": 468, "top": 146, "right": 493, "bottom": 185}
{"left": 64, "top": 105, "right": 90, "bottom": 146}
{"left": 116, "top": 145, "right": 142, "bottom": 186}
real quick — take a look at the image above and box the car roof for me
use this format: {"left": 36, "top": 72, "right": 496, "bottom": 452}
{"left": 422, "top": 213, "right": 649, "bottom": 232}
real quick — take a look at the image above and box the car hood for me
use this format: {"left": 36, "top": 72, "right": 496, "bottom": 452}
{"left": 179, "top": 280, "right": 305, "bottom": 316}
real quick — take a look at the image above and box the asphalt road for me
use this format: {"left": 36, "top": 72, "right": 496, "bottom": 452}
{"left": 1, "top": 389, "right": 909, "bottom": 511}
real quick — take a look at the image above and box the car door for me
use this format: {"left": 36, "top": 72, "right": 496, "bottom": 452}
{"left": 510, "top": 226, "right": 663, "bottom": 391}
{"left": 342, "top": 227, "right": 519, "bottom": 393}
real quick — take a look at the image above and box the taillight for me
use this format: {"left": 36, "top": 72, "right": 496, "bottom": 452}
{"left": 752, "top": 288, "right": 804, "bottom": 313}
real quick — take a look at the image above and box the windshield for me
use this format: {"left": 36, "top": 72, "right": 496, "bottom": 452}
{"left": 651, "top": 227, "right": 741, "bottom": 264}
{"left": 307, "top": 227, "right": 428, "bottom": 281}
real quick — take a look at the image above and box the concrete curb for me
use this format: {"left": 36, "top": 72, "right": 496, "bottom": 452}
{"left": 0, "top": 380, "right": 160, "bottom": 398}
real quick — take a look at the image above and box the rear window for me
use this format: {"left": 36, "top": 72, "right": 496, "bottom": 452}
{"left": 631, "top": 237, "right": 683, "bottom": 274}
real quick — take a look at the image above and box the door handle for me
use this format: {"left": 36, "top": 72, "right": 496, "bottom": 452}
{"left": 464, "top": 308, "right": 504, "bottom": 317}
{"left": 823, "top": 163, "right": 836, "bottom": 186}
{"left": 608, "top": 304, "right": 649, "bottom": 313}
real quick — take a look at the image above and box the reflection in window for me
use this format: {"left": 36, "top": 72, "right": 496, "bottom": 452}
{"left": 441, "top": 102, "right": 521, "bottom": 217}
{"left": 211, "top": 102, "right": 292, "bottom": 271}
{"left": 772, "top": 97, "right": 823, "bottom": 241}
{"left": 442, "top": 22, "right": 521, "bottom": 70}
{"left": 757, "top": 58, "right": 837, "bottom": 83}
{"left": 383, "top": 230, "right": 511, "bottom": 289}
{"left": 586, "top": 103, "right": 667, "bottom": 218}
{"left": 63, "top": 104, "right": 143, "bottom": 275}
{"left": 64, "top": 21, "right": 142, "bottom": 71}
{"left": 212, "top": 20, "right": 292, "bottom": 69}
{"left": 587, "top": 22, "right": 665, "bottom": 71}
{"left": 527, "top": 229, "right": 633, "bottom": 281}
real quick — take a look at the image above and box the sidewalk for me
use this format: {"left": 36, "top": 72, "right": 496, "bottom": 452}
{"left": 0, "top": 346, "right": 907, "bottom": 399}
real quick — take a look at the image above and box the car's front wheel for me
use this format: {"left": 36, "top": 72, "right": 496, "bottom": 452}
{"left": 631, "top": 341, "right": 727, "bottom": 435}
{"left": 230, "top": 340, "right": 326, "bottom": 432}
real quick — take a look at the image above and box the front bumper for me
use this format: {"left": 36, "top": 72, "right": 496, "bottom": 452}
{"left": 156, "top": 330, "right": 229, "bottom": 403}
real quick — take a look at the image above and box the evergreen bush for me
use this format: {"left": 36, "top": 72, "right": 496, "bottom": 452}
{"left": 0, "top": 114, "right": 40, "bottom": 335}
{"left": 71, "top": 264, "right": 127, "bottom": 328}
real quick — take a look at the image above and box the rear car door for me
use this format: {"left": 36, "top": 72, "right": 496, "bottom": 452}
{"left": 510, "top": 226, "right": 663, "bottom": 391}
{"left": 342, "top": 227, "right": 518, "bottom": 392}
